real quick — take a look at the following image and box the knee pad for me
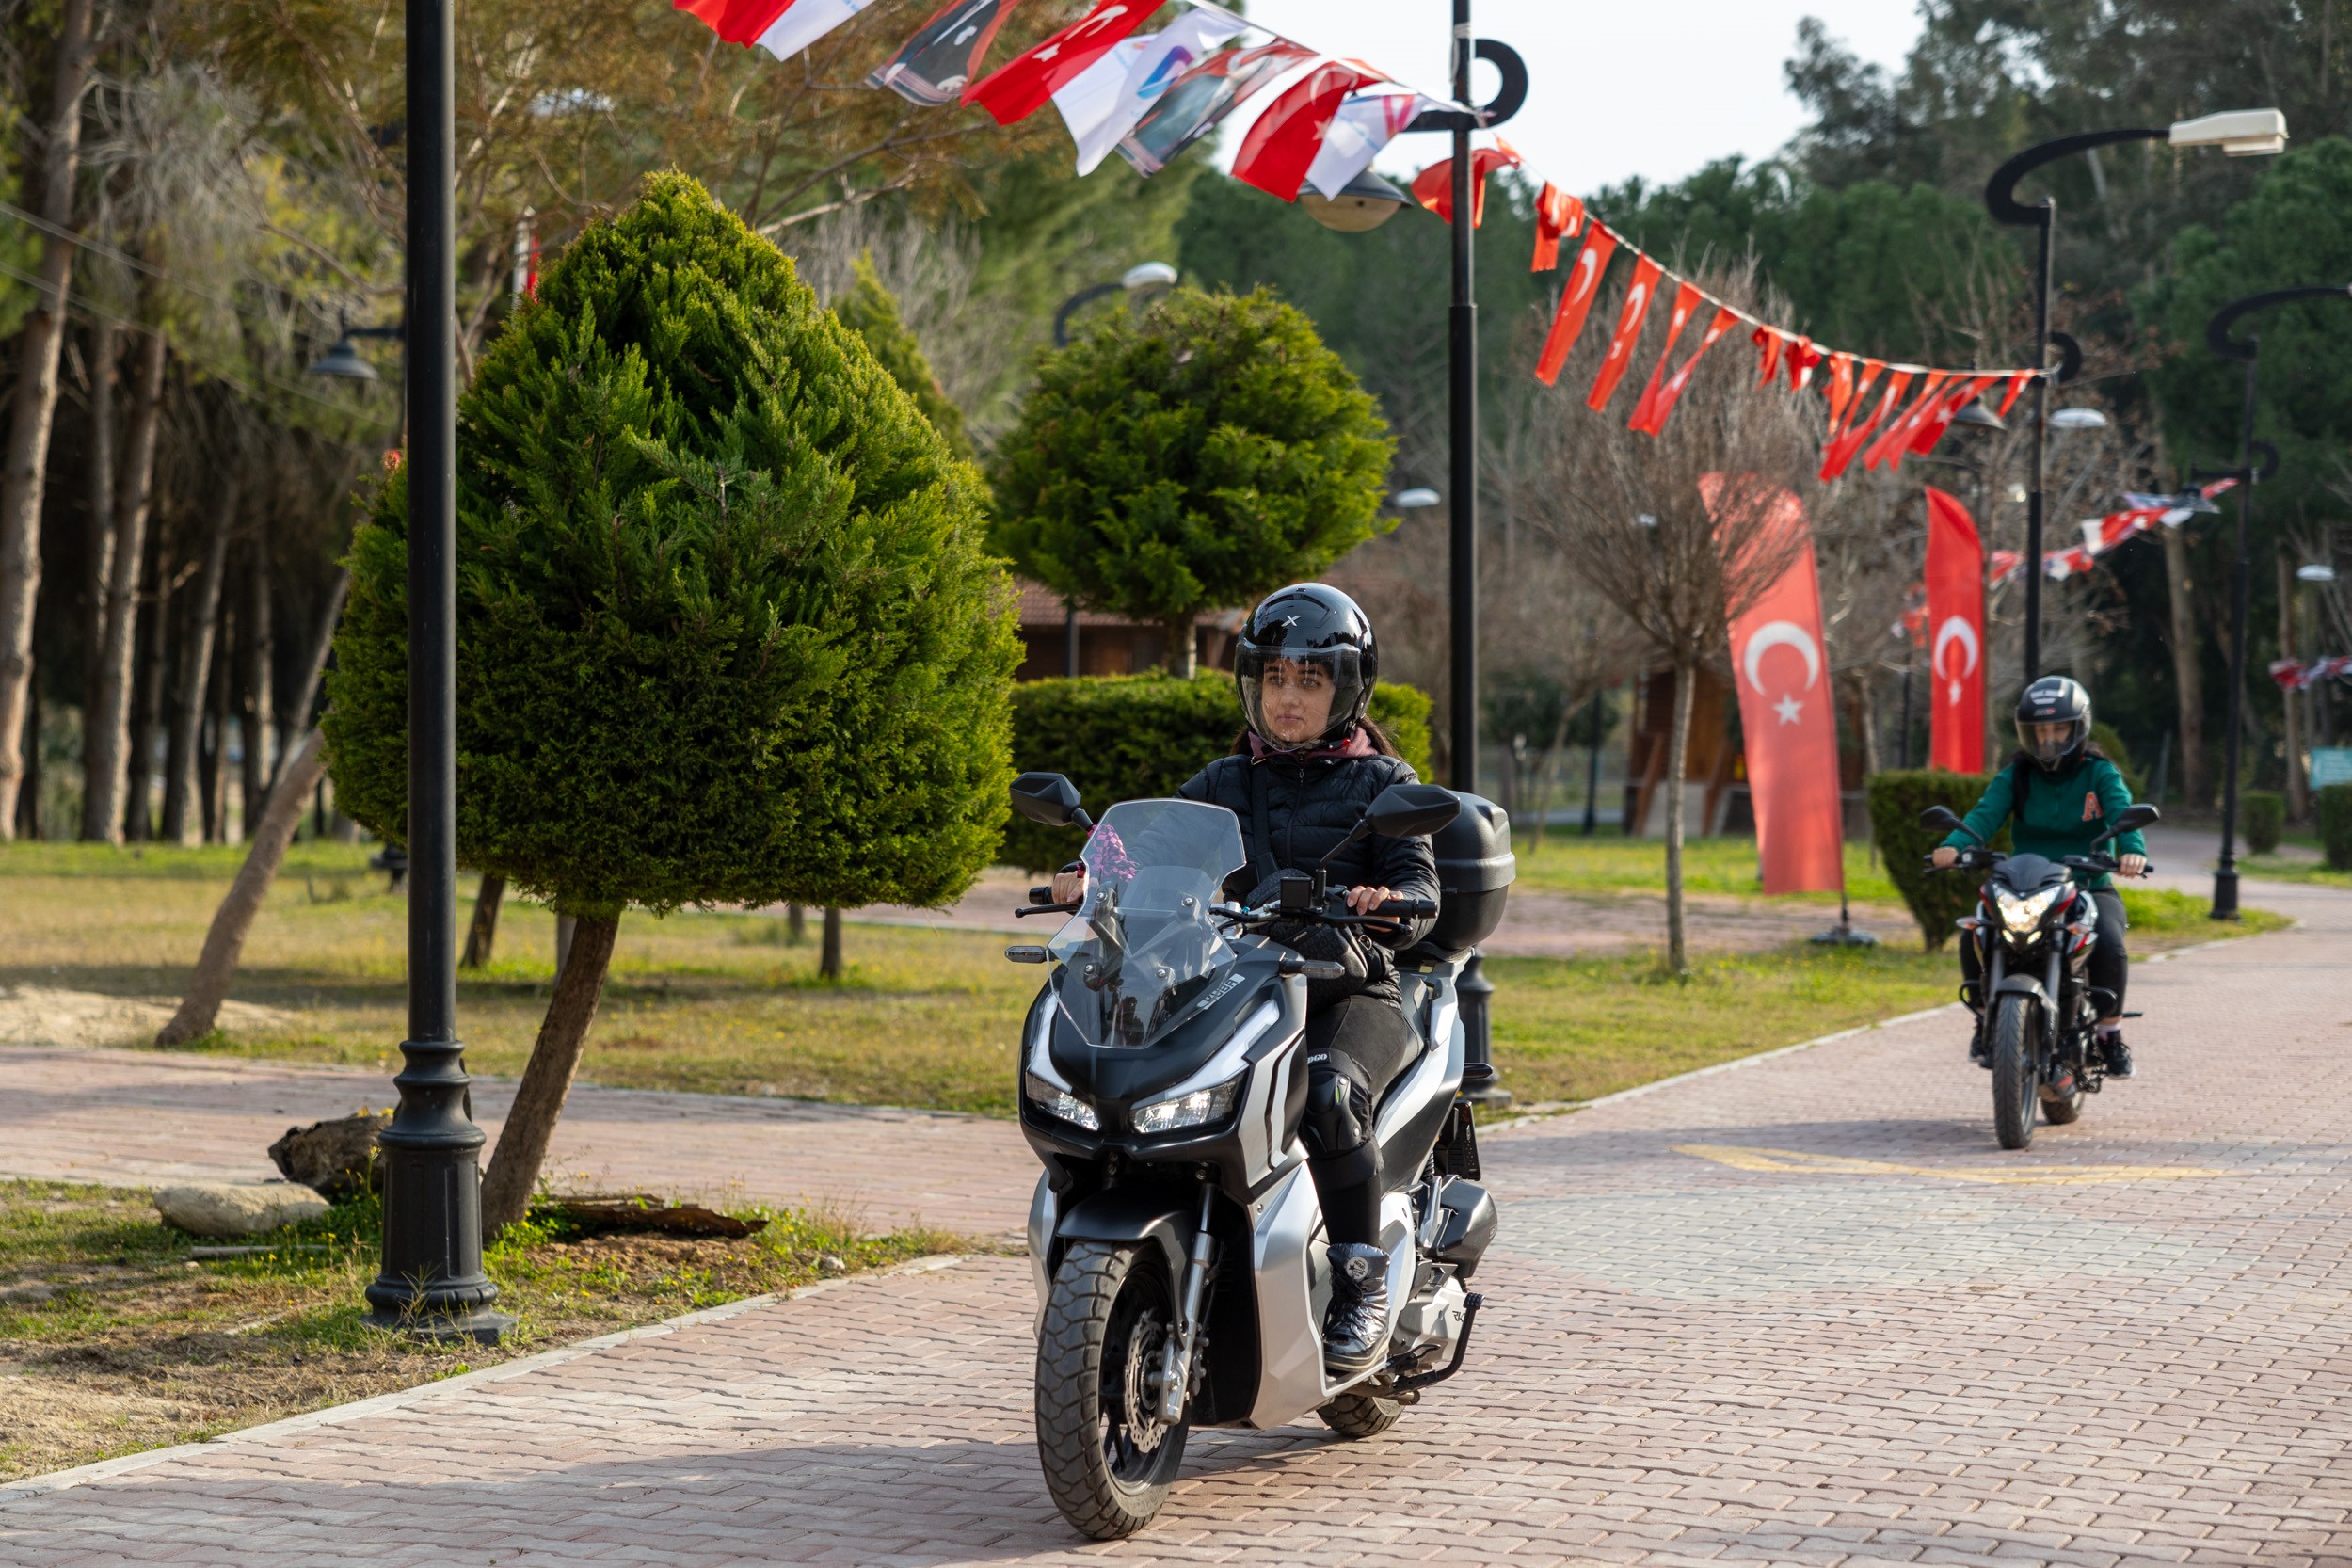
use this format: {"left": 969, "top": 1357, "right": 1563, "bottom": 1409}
{"left": 1302, "top": 1073, "right": 1369, "bottom": 1160}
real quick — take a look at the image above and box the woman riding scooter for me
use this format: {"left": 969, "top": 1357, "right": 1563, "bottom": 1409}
{"left": 1050, "top": 584, "right": 1441, "bottom": 1376}
{"left": 1932, "top": 677, "right": 2150, "bottom": 1077}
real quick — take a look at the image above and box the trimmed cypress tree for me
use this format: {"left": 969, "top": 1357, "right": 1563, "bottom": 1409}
{"left": 326, "top": 173, "right": 1018, "bottom": 1233}
{"left": 988, "top": 286, "right": 1394, "bottom": 677}
{"left": 834, "top": 252, "right": 972, "bottom": 458}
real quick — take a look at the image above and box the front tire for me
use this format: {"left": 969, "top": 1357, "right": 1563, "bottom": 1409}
{"left": 1991, "top": 994, "right": 2039, "bottom": 1150}
{"left": 1034, "top": 1241, "right": 1190, "bottom": 1540}
{"left": 1318, "top": 1390, "right": 1403, "bottom": 1439}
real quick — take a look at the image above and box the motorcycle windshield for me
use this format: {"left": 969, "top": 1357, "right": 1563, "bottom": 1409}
{"left": 1048, "top": 799, "right": 1248, "bottom": 1048}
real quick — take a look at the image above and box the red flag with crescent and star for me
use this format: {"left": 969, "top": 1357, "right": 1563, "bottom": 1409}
{"left": 1708, "top": 474, "right": 1844, "bottom": 895}
{"left": 1924, "top": 486, "right": 1986, "bottom": 774}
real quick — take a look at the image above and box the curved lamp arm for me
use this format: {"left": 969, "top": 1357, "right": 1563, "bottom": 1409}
{"left": 1984, "top": 127, "right": 2168, "bottom": 226}
{"left": 2206, "top": 284, "right": 2352, "bottom": 361}
{"left": 1406, "top": 39, "right": 1528, "bottom": 134}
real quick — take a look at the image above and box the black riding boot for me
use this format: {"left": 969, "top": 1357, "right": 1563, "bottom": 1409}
{"left": 1323, "top": 1243, "right": 1391, "bottom": 1376}
{"left": 2100, "top": 1029, "right": 2135, "bottom": 1079}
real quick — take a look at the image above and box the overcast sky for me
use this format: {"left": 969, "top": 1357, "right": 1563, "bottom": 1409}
{"left": 1229, "top": 0, "right": 1927, "bottom": 193}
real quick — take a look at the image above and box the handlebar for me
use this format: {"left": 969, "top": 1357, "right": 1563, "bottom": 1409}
{"left": 1922, "top": 849, "right": 2155, "bottom": 876}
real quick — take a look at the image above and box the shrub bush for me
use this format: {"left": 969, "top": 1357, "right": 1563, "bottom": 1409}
{"left": 2241, "top": 790, "right": 2285, "bottom": 855}
{"left": 2089, "top": 722, "right": 2145, "bottom": 800}
{"left": 1864, "top": 768, "right": 2009, "bottom": 951}
{"left": 1003, "top": 674, "right": 1433, "bottom": 871}
{"left": 2318, "top": 781, "right": 2352, "bottom": 870}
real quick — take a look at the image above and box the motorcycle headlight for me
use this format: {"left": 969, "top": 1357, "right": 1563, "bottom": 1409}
{"left": 1129, "top": 1073, "right": 1244, "bottom": 1136}
{"left": 1023, "top": 1071, "right": 1099, "bottom": 1132}
{"left": 1995, "top": 885, "right": 2065, "bottom": 935}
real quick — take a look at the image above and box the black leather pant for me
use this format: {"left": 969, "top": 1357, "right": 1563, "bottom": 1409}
{"left": 1299, "top": 993, "right": 1416, "bottom": 1246}
{"left": 1962, "top": 887, "right": 2129, "bottom": 1019}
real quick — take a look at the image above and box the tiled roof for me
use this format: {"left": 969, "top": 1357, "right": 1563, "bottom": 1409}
{"left": 1013, "top": 579, "right": 1242, "bottom": 632}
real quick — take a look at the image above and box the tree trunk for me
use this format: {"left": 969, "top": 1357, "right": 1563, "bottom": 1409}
{"left": 283, "top": 567, "right": 348, "bottom": 739}
{"left": 821, "top": 905, "right": 843, "bottom": 979}
{"left": 15, "top": 675, "right": 40, "bottom": 840}
{"left": 480, "top": 912, "right": 620, "bottom": 1237}
{"left": 1525, "top": 694, "right": 1576, "bottom": 856}
{"left": 1663, "top": 656, "right": 1695, "bottom": 977}
{"left": 163, "top": 480, "right": 233, "bottom": 843}
{"left": 2161, "top": 521, "right": 2209, "bottom": 810}
{"left": 77, "top": 319, "right": 117, "bottom": 825}
{"left": 203, "top": 605, "right": 234, "bottom": 842}
{"left": 2280, "top": 552, "right": 2307, "bottom": 820}
{"left": 0, "top": 0, "right": 98, "bottom": 839}
{"left": 1162, "top": 616, "right": 1197, "bottom": 680}
{"left": 461, "top": 873, "right": 505, "bottom": 968}
{"left": 154, "top": 727, "right": 329, "bottom": 1048}
{"left": 82, "top": 327, "right": 166, "bottom": 842}
{"left": 555, "top": 913, "right": 576, "bottom": 979}
{"left": 786, "top": 901, "right": 806, "bottom": 944}
{"left": 1851, "top": 669, "right": 1881, "bottom": 777}
{"left": 126, "top": 545, "right": 168, "bottom": 841}
{"left": 243, "top": 541, "right": 273, "bottom": 811}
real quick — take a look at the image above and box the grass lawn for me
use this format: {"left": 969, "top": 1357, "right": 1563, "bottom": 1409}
{"left": 0, "top": 1178, "right": 955, "bottom": 1483}
{"left": 1512, "top": 833, "right": 1905, "bottom": 905}
{"left": 0, "top": 840, "right": 2289, "bottom": 1117}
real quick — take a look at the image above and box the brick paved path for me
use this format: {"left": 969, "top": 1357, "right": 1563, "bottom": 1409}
{"left": 5, "top": 873, "right": 2348, "bottom": 1565}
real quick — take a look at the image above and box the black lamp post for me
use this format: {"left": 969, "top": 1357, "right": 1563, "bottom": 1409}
{"left": 1052, "top": 262, "right": 1178, "bottom": 676}
{"left": 360, "top": 0, "right": 510, "bottom": 1343}
{"left": 1983, "top": 110, "right": 2286, "bottom": 682}
{"left": 2197, "top": 283, "right": 2349, "bottom": 921}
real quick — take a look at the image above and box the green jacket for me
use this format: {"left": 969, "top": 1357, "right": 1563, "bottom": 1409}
{"left": 1944, "top": 755, "right": 2146, "bottom": 891}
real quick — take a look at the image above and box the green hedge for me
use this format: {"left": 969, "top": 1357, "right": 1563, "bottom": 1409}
{"left": 1865, "top": 768, "right": 2009, "bottom": 951}
{"left": 2319, "top": 782, "right": 2352, "bottom": 871}
{"left": 2089, "top": 722, "right": 2144, "bottom": 800}
{"left": 1003, "top": 674, "right": 1432, "bottom": 872}
{"left": 2242, "top": 790, "right": 2285, "bottom": 855}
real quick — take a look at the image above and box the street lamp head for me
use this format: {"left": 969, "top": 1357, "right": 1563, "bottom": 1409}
{"left": 2049, "top": 407, "right": 2108, "bottom": 431}
{"left": 1302, "top": 168, "right": 1411, "bottom": 233}
{"left": 2168, "top": 108, "right": 2288, "bottom": 156}
{"left": 1393, "top": 487, "right": 1441, "bottom": 510}
{"left": 306, "top": 338, "right": 380, "bottom": 381}
{"left": 2298, "top": 563, "right": 2338, "bottom": 584}
{"left": 1121, "top": 261, "right": 1177, "bottom": 292}
{"left": 1952, "top": 401, "right": 2008, "bottom": 433}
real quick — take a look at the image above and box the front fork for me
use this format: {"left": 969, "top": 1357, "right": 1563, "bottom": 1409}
{"left": 1156, "top": 1183, "right": 1219, "bottom": 1424}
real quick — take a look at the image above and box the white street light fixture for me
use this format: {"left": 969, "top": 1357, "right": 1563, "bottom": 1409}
{"left": 2298, "top": 563, "right": 2338, "bottom": 583}
{"left": 1393, "top": 488, "right": 1441, "bottom": 509}
{"left": 2169, "top": 109, "right": 2290, "bottom": 157}
{"left": 307, "top": 338, "right": 380, "bottom": 380}
{"left": 2049, "top": 408, "right": 2109, "bottom": 430}
{"left": 1121, "top": 261, "right": 1178, "bottom": 292}
{"left": 1303, "top": 169, "right": 1412, "bottom": 233}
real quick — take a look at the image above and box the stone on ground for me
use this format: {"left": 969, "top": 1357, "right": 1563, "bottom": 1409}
{"left": 152, "top": 1182, "right": 328, "bottom": 1238}
{"left": 267, "top": 1112, "right": 388, "bottom": 1199}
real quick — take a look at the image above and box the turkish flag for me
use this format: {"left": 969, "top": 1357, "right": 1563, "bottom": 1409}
{"left": 1587, "top": 254, "right": 1664, "bottom": 411}
{"left": 1785, "top": 335, "right": 1824, "bottom": 390}
{"left": 1229, "top": 58, "right": 1381, "bottom": 200}
{"left": 965, "top": 0, "right": 1158, "bottom": 124}
{"left": 1753, "top": 326, "right": 1785, "bottom": 385}
{"left": 1819, "top": 365, "right": 1908, "bottom": 481}
{"left": 1996, "top": 370, "right": 2033, "bottom": 418}
{"left": 870, "top": 0, "right": 1022, "bottom": 105}
{"left": 1534, "top": 224, "right": 1618, "bottom": 386}
{"left": 1633, "top": 301, "right": 1737, "bottom": 435}
{"left": 1909, "top": 373, "right": 1998, "bottom": 457}
{"left": 1625, "top": 281, "right": 1704, "bottom": 432}
{"left": 1925, "top": 487, "right": 1985, "bottom": 774}
{"left": 1410, "top": 146, "right": 1521, "bottom": 226}
{"left": 1710, "top": 475, "right": 1843, "bottom": 894}
{"left": 1862, "top": 370, "right": 1949, "bottom": 472}
{"left": 676, "top": 0, "right": 792, "bottom": 45}
{"left": 1531, "top": 183, "right": 1584, "bottom": 269}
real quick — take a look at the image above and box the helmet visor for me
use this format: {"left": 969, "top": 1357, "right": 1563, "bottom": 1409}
{"left": 1236, "top": 644, "right": 1365, "bottom": 751}
{"left": 2017, "top": 716, "right": 2087, "bottom": 769}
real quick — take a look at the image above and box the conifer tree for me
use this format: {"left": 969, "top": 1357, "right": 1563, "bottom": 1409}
{"left": 834, "top": 252, "right": 973, "bottom": 459}
{"left": 327, "top": 173, "right": 1018, "bottom": 1233}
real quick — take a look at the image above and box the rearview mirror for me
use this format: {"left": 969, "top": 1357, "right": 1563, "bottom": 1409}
{"left": 2111, "top": 802, "right": 2160, "bottom": 835}
{"left": 1917, "top": 805, "right": 1964, "bottom": 833}
{"left": 1367, "top": 783, "right": 1461, "bottom": 840}
{"left": 1010, "top": 772, "right": 1085, "bottom": 828}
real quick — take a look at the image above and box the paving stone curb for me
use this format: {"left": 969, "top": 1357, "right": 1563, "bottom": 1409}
{"left": 0, "top": 1253, "right": 970, "bottom": 1510}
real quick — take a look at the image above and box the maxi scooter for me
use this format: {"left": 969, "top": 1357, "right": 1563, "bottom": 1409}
{"left": 1001, "top": 771, "right": 1512, "bottom": 1539}
{"left": 1920, "top": 800, "right": 2160, "bottom": 1150}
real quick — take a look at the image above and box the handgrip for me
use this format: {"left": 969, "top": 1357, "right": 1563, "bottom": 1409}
{"left": 1280, "top": 956, "right": 1348, "bottom": 980}
{"left": 1015, "top": 901, "right": 1080, "bottom": 918}
{"left": 1377, "top": 897, "right": 1438, "bottom": 917}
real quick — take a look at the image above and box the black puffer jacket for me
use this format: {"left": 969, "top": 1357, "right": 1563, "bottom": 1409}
{"left": 1177, "top": 741, "right": 1442, "bottom": 1006}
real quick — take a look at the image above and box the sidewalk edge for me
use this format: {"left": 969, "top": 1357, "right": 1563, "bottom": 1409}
{"left": 0, "top": 1253, "right": 968, "bottom": 1510}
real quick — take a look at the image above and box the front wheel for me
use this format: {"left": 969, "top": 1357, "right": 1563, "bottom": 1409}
{"left": 1991, "top": 994, "right": 2039, "bottom": 1150}
{"left": 1034, "top": 1240, "right": 1190, "bottom": 1540}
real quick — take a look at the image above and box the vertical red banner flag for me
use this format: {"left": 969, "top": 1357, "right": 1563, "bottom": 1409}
{"left": 1530, "top": 183, "right": 1583, "bottom": 269}
{"left": 1924, "top": 486, "right": 1986, "bottom": 774}
{"left": 1708, "top": 474, "right": 1844, "bottom": 894}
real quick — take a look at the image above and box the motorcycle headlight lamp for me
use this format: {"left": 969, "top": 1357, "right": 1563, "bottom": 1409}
{"left": 1129, "top": 1073, "right": 1245, "bottom": 1136}
{"left": 1023, "top": 1071, "right": 1100, "bottom": 1132}
{"left": 1995, "top": 885, "right": 2065, "bottom": 936}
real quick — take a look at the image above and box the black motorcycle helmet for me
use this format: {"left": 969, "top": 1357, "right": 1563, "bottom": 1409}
{"left": 1234, "top": 584, "right": 1377, "bottom": 753}
{"left": 2015, "top": 676, "right": 2092, "bottom": 772}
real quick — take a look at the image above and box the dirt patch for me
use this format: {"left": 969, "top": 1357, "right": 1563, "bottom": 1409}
{"left": 0, "top": 985, "right": 296, "bottom": 1050}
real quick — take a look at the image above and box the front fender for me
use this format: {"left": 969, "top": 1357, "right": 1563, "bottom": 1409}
{"left": 1992, "top": 974, "right": 2049, "bottom": 1008}
{"left": 1051, "top": 1187, "right": 1190, "bottom": 1284}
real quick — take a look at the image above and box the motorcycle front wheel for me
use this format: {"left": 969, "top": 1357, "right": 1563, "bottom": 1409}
{"left": 1034, "top": 1240, "right": 1190, "bottom": 1539}
{"left": 1991, "top": 994, "right": 2040, "bottom": 1150}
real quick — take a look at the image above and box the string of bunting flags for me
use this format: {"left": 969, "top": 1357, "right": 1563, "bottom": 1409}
{"left": 1986, "top": 478, "right": 2237, "bottom": 587}
{"left": 672, "top": 0, "right": 2051, "bottom": 479}
{"left": 2271, "top": 654, "right": 2352, "bottom": 692}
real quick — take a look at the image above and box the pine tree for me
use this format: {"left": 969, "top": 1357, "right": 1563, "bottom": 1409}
{"left": 833, "top": 252, "right": 973, "bottom": 459}
{"left": 326, "top": 172, "right": 1019, "bottom": 1232}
